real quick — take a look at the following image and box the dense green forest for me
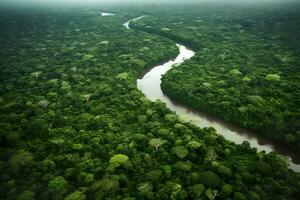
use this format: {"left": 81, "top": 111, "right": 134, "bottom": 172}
{"left": 0, "top": 2, "right": 300, "bottom": 200}
{"left": 132, "top": 3, "right": 300, "bottom": 152}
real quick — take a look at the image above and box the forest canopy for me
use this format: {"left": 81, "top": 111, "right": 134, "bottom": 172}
{"left": 0, "top": 2, "right": 300, "bottom": 200}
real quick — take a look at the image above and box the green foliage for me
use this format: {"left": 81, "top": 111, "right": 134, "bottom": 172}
{"left": 205, "top": 188, "right": 219, "bottom": 200}
{"left": 265, "top": 74, "right": 280, "bottom": 81}
{"left": 229, "top": 69, "right": 242, "bottom": 76}
{"left": 138, "top": 115, "right": 147, "bottom": 124}
{"left": 254, "top": 161, "right": 272, "bottom": 175}
{"left": 64, "top": 191, "right": 86, "bottom": 200}
{"left": 188, "top": 184, "right": 205, "bottom": 199}
{"left": 42, "top": 159, "right": 56, "bottom": 172}
{"left": 138, "top": 182, "right": 154, "bottom": 199}
{"left": 116, "top": 72, "right": 129, "bottom": 80}
{"left": 161, "top": 28, "right": 171, "bottom": 32}
{"left": 199, "top": 171, "right": 221, "bottom": 188}
{"left": 149, "top": 138, "right": 167, "bottom": 150}
{"left": 82, "top": 54, "right": 94, "bottom": 61}
{"left": 100, "top": 40, "right": 109, "bottom": 45}
{"left": 48, "top": 176, "right": 69, "bottom": 195}
{"left": 174, "top": 162, "right": 192, "bottom": 172}
{"left": 220, "top": 184, "right": 232, "bottom": 198}
{"left": 248, "top": 191, "right": 260, "bottom": 200}
{"left": 171, "top": 189, "right": 187, "bottom": 200}
{"left": 10, "top": 150, "right": 33, "bottom": 174}
{"left": 157, "top": 3, "right": 300, "bottom": 152}
{"left": 138, "top": 182, "right": 153, "bottom": 193}
{"left": 0, "top": 4, "right": 299, "bottom": 200}
{"left": 92, "top": 178, "right": 119, "bottom": 194}
{"left": 85, "top": 174, "right": 94, "bottom": 184}
{"left": 61, "top": 81, "right": 71, "bottom": 90}
{"left": 109, "top": 154, "right": 129, "bottom": 168}
{"left": 234, "top": 192, "right": 247, "bottom": 200}
{"left": 172, "top": 146, "right": 189, "bottom": 159}
{"left": 217, "top": 165, "right": 232, "bottom": 178}
{"left": 163, "top": 165, "right": 172, "bottom": 178}
{"left": 187, "top": 140, "right": 201, "bottom": 150}
{"left": 18, "top": 191, "right": 35, "bottom": 200}
{"left": 50, "top": 137, "right": 65, "bottom": 145}
{"left": 247, "top": 95, "right": 265, "bottom": 106}
{"left": 165, "top": 114, "right": 178, "bottom": 124}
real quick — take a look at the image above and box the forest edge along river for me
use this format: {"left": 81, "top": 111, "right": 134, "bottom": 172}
{"left": 120, "top": 15, "right": 300, "bottom": 172}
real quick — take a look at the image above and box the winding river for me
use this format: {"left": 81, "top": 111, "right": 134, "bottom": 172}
{"left": 123, "top": 16, "right": 300, "bottom": 172}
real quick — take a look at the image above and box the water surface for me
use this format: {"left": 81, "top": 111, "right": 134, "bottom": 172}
{"left": 123, "top": 16, "right": 147, "bottom": 29}
{"left": 100, "top": 12, "right": 115, "bottom": 16}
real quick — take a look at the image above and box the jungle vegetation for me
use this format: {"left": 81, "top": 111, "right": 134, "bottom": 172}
{"left": 132, "top": 2, "right": 300, "bottom": 152}
{"left": 0, "top": 2, "right": 300, "bottom": 200}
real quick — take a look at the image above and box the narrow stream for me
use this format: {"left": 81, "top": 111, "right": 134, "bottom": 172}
{"left": 124, "top": 16, "right": 147, "bottom": 29}
{"left": 123, "top": 17, "right": 300, "bottom": 172}
{"left": 100, "top": 12, "right": 116, "bottom": 16}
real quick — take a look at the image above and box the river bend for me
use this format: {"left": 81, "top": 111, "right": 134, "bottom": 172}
{"left": 122, "top": 16, "right": 300, "bottom": 172}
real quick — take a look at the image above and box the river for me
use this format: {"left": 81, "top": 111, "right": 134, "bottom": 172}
{"left": 123, "top": 16, "right": 300, "bottom": 172}
{"left": 100, "top": 12, "right": 115, "bottom": 16}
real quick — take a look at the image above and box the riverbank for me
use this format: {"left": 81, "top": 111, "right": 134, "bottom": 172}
{"left": 126, "top": 15, "right": 300, "bottom": 172}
